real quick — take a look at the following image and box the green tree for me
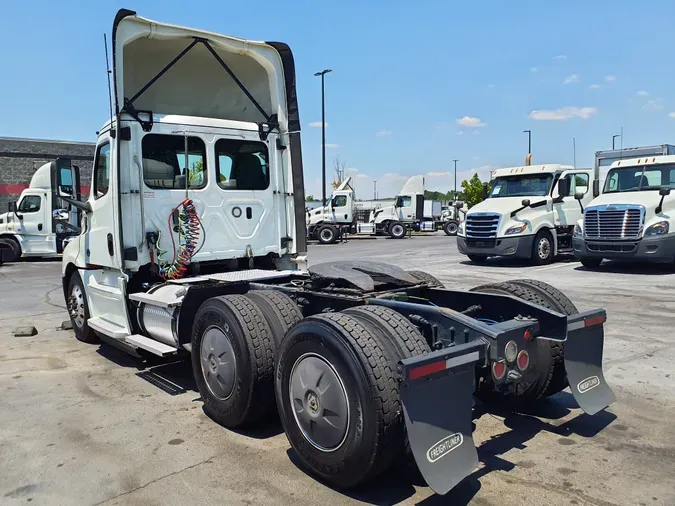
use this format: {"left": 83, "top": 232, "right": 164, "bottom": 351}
{"left": 306, "top": 195, "right": 316, "bottom": 202}
{"left": 460, "top": 173, "right": 486, "bottom": 208}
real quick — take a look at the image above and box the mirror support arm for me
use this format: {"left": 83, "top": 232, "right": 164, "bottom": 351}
{"left": 57, "top": 195, "right": 91, "bottom": 213}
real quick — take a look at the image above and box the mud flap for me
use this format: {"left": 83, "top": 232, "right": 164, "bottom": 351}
{"left": 564, "top": 310, "right": 616, "bottom": 415}
{"left": 399, "top": 342, "right": 484, "bottom": 495}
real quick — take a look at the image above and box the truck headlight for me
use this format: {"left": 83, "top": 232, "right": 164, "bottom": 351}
{"left": 574, "top": 224, "right": 582, "bottom": 236}
{"left": 504, "top": 222, "right": 528, "bottom": 235}
{"left": 458, "top": 223, "right": 464, "bottom": 235}
{"left": 645, "top": 221, "right": 669, "bottom": 236}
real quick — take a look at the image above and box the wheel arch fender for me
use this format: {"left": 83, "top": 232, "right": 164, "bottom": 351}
{"left": 62, "top": 263, "right": 80, "bottom": 302}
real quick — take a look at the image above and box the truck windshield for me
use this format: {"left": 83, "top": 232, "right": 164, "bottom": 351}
{"left": 489, "top": 174, "right": 553, "bottom": 198}
{"left": 604, "top": 164, "right": 675, "bottom": 193}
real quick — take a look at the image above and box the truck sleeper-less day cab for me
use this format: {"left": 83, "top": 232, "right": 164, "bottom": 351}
{"left": 56, "top": 10, "right": 615, "bottom": 496}
{"left": 0, "top": 162, "right": 81, "bottom": 261}
{"left": 457, "top": 164, "right": 595, "bottom": 264}
{"left": 574, "top": 154, "right": 675, "bottom": 267}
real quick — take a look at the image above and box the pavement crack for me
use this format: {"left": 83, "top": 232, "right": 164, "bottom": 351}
{"left": 44, "top": 286, "right": 67, "bottom": 309}
{"left": 92, "top": 454, "right": 220, "bottom": 505}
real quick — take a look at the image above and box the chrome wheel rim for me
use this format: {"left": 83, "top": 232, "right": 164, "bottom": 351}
{"left": 392, "top": 224, "right": 404, "bottom": 236}
{"left": 446, "top": 223, "right": 458, "bottom": 234}
{"left": 538, "top": 237, "right": 551, "bottom": 260}
{"left": 289, "top": 353, "right": 350, "bottom": 452}
{"left": 320, "top": 228, "right": 334, "bottom": 242}
{"left": 200, "top": 326, "right": 237, "bottom": 400}
{"left": 68, "top": 284, "right": 86, "bottom": 328}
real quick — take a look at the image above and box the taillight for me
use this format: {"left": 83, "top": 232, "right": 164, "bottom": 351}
{"left": 492, "top": 360, "right": 506, "bottom": 380}
{"left": 408, "top": 360, "right": 446, "bottom": 380}
{"left": 517, "top": 350, "right": 530, "bottom": 371}
{"left": 524, "top": 329, "right": 533, "bottom": 341}
{"left": 504, "top": 341, "right": 518, "bottom": 363}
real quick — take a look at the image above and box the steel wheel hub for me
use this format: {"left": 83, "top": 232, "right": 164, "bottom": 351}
{"left": 200, "top": 327, "right": 237, "bottom": 400}
{"left": 69, "top": 284, "right": 85, "bottom": 328}
{"left": 392, "top": 225, "right": 404, "bottom": 235}
{"left": 320, "top": 229, "right": 333, "bottom": 241}
{"left": 538, "top": 238, "right": 551, "bottom": 259}
{"left": 290, "top": 353, "right": 349, "bottom": 452}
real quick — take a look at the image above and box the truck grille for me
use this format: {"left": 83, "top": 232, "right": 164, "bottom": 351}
{"left": 584, "top": 205, "right": 644, "bottom": 240}
{"left": 465, "top": 213, "right": 500, "bottom": 239}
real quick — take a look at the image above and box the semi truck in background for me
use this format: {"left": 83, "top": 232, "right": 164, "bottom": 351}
{"left": 574, "top": 145, "right": 675, "bottom": 267}
{"left": 457, "top": 164, "right": 596, "bottom": 264}
{"left": 0, "top": 161, "right": 81, "bottom": 262}
{"left": 307, "top": 175, "right": 426, "bottom": 243}
{"left": 422, "top": 200, "right": 461, "bottom": 236}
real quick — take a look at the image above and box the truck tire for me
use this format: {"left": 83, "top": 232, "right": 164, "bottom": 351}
{"left": 388, "top": 221, "right": 406, "bottom": 239}
{"left": 317, "top": 224, "right": 338, "bottom": 245}
{"left": 245, "top": 290, "right": 303, "bottom": 346}
{"left": 443, "top": 220, "right": 459, "bottom": 236}
{"left": 469, "top": 281, "right": 564, "bottom": 402}
{"left": 532, "top": 229, "right": 554, "bottom": 265}
{"left": 580, "top": 257, "right": 602, "bottom": 269}
{"left": 192, "top": 294, "right": 276, "bottom": 428}
{"left": 507, "top": 279, "right": 578, "bottom": 397}
{"left": 468, "top": 255, "right": 488, "bottom": 263}
{"left": 275, "top": 312, "right": 401, "bottom": 489}
{"left": 0, "top": 237, "right": 21, "bottom": 262}
{"left": 67, "top": 271, "right": 98, "bottom": 343}
{"left": 406, "top": 270, "right": 444, "bottom": 288}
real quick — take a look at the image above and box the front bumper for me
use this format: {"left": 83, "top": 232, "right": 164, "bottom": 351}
{"left": 573, "top": 233, "right": 675, "bottom": 263}
{"left": 457, "top": 234, "right": 534, "bottom": 258}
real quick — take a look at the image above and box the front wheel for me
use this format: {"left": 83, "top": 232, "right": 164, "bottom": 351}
{"left": 67, "top": 271, "right": 98, "bottom": 343}
{"left": 443, "top": 220, "right": 459, "bottom": 236}
{"left": 580, "top": 257, "right": 602, "bottom": 269}
{"left": 317, "top": 224, "right": 339, "bottom": 245}
{"left": 0, "top": 238, "right": 21, "bottom": 262}
{"left": 532, "top": 230, "right": 554, "bottom": 265}
{"left": 388, "top": 221, "right": 406, "bottom": 239}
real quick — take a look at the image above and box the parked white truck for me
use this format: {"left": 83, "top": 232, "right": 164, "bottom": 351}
{"left": 573, "top": 148, "right": 675, "bottom": 267}
{"left": 0, "top": 161, "right": 81, "bottom": 261}
{"left": 457, "top": 164, "right": 595, "bottom": 264}
{"left": 307, "top": 175, "right": 425, "bottom": 243}
{"left": 51, "top": 9, "right": 615, "bottom": 498}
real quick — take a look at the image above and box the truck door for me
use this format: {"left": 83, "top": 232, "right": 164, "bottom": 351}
{"left": 331, "top": 194, "right": 350, "bottom": 223}
{"left": 552, "top": 170, "right": 592, "bottom": 226}
{"left": 15, "top": 192, "right": 53, "bottom": 254}
{"left": 396, "top": 195, "right": 414, "bottom": 222}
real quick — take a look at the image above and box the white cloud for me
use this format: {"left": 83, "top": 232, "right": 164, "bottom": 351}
{"left": 669, "top": 112, "right": 675, "bottom": 118}
{"left": 456, "top": 131, "right": 465, "bottom": 136}
{"left": 383, "top": 173, "right": 409, "bottom": 181}
{"left": 472, "top": 156, "right": 480, "bottom": 160}
{"left": 553, "top": 55, "right": 567, "bottom": 60}
{"left": 375, "top": 130, "right": 392, "bottom": 137}
{"left": 636, "top": 90, "right": 649, "bottom": 97}
{"left": 426, "top": 171, "right": 451, "bottom": 177}
{"left": 456, "top": 116, "right": 486, "bottom": 128}
{"left": 309, "top": 121, "right": 327, "bottom": 128}
{"left": 355, "top": 173, "right": 369, "bottom": 179}
{"left": 589, "top": 84, "right": 602, "bottom": 89}
{"left": 324, "top": 143, "right": 339, "bottom": 148}
{"left": 563, "top": 74, "right": 580, "bottom": 84}
{"left": 346, "top": 168, "right": 359, "bottom": 173}
{"left": 643, "top": 98, "right": 664, "bottom": 110}
{"left": 605, "top": 75, "right": 616, "bottom": 82}
{"left": 529, "top": 106, "right": 598, "bottom": 121}
{"left": 471, "top": 130, "right": 480, "bottom": 135}
{"left": 531, "top": 67, "right": 538, "bottom": 73}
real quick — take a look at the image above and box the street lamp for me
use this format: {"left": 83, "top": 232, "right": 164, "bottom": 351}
{"left": 452, "top": 159, "right": 459, "bottom": 201}
{"left": 314, "top": 69, "right": 332, "bottom": 206}
{"left": 612, "top": 134, "right": 620, "bottom": 150}
{"left": 523, "top": 130, "right": 532, "bottom": 165}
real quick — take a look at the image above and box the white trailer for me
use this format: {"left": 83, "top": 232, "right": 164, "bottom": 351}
{"left": 0, "top": 161, "right": 81, "bottom": 261}
{"left": 52, "top": 9, "right": 614, "bottom": 498}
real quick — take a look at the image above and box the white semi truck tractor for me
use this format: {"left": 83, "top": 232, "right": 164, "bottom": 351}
{"left": 574, "top": 150, "right": 675, "bottom": 267}
{"left": 0, "top": 161, "right": 81, "bottom": 262}
{"left": 55, "top": 9, "right": 615, "bottom": 497}
{"left": 457, "top": 164, "right": 596, "bottom": 264}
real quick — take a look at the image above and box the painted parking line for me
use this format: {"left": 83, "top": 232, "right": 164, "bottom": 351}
{"left": 534, "top": 261, "right": 580, "bottom": 272}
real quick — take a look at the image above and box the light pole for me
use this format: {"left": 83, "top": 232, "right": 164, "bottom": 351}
{"left": 612, "top": 134, "right": 620, "bottom": 150}
{"left": 452, "top": 159, "right": 459, "bottom": 201}
{"left": 373, "top": 181, "right": 377, "bottom": 201}
{"left": 314, "top": 69, "right": 332, "bottom": 205}
{"left": 523, "top": 130, "right": 532, "bottom": 165}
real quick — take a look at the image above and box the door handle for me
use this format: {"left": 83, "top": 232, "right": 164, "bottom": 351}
{"left": 38, "top": 224, "right": 43, "bottom": 231}
{"left": 107, "top": 233, "right": 114, "bottom": 256}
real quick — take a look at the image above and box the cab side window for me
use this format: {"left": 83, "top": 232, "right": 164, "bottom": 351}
{"left": 94, "top": 143, "right": 111, "bottom": 199}
{"left": 18, "top": 195, "right": 41, "bottom": 213}
{"left": 333, "top": 195, "right": 347, "bottom": 207}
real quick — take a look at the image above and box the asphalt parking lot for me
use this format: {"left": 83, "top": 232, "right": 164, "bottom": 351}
{"left": 1, "top": 234, "right": 674, "bottom": 506}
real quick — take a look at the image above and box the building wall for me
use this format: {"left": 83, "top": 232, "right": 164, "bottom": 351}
{"left": 0, "top": 137, "right": 95, "bottom": 211}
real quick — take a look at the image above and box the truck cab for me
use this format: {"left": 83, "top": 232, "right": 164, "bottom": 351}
{"left": 370, "top": 175, "right": 424, "bottom": 238}
{"left": 0, "top": 161, "right": 80, "bottom": 261}
{"left": 457, "top": 164, "right": 595, "bottom": 264}
{"left": 306, "top": 177, "right": 355, "bottom": 243}
{"left": 573, "top": 155, "right": 675, "bottom": 267}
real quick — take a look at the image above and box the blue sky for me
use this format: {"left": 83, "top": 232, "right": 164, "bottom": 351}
{"left": 2, "top": 1, "right": 675, "bottom": 198}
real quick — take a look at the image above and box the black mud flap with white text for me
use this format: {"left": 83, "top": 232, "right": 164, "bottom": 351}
{"left": 564, "top": 310, "right": 616, "bottom": 415}
{"left": 399, "top": 341, "right": 484, "bottom": 495}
